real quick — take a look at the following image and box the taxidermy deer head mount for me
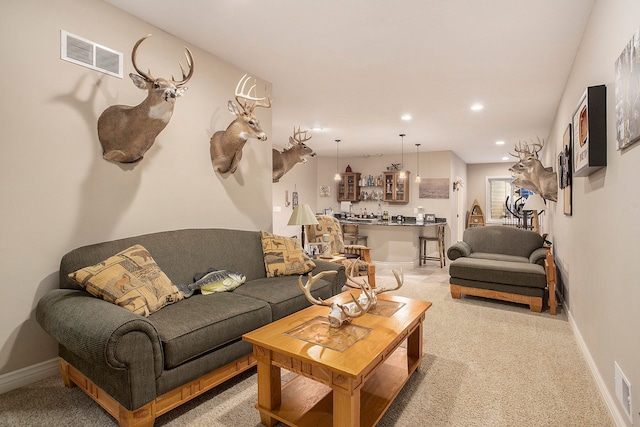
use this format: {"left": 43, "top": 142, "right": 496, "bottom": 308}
{"left": 272, "top": 127, "right": 316, "bottom": 182}
{"left": 97, "top": 35, "right": 194, "bottom": 163}
{"left": 210, "top": 74, "right": 272, "bottom": 174}
{"left": 509, "top": 137, "right": 558, "bottom": 202}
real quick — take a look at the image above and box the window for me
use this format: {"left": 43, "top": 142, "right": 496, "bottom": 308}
{"left": 486, "top": 177, "right": 516, "bottom": 222}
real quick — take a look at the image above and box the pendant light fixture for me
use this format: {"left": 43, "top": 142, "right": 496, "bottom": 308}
{"left": 399, "top": 133, "right": 406, "bottom": 180}
{"left": 415, "top": 143, "right": 421, "bottom": 183}
{"left": 334, "top": 139, "right": 341, "bottom": 181}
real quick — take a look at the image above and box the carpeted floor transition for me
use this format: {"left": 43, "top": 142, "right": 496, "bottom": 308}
{"left": 0, "top": 265, "right": 614, "bottom": 426}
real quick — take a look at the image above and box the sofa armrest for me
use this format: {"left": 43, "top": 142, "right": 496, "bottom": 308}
{"left": 36, "top": 289, "right": 163, "bottom": 376}
{"left": 447, "top": 241, "right": 472, "bottom": 260}
{"left": 529, "top": 247, "right": 547, "bottom": 266}
{"left": 311, "top": 260, "right": 346, "bottom": 292}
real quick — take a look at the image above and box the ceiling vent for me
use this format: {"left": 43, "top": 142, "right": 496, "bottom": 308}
{"left": 60, "top": 30, "right": 123, "bottom": 78}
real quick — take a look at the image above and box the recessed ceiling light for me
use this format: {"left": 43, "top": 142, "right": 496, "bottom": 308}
{"left": 471, "top": 103, "right": 484, "bottom": 111}
{"left": 496, "top": 140, "right": 505, "bottom": 145}
{"left": 401, "top": 114, "right": 412, "bottom": 121}
{"left": 311, "top": 127, "right": 326, "bottom": 132}
{"left": 502, "top": 156, "right": 510, "bottom": 161}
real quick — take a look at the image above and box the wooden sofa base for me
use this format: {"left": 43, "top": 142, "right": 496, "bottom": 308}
{"left": 450, "top": 284, "right": 543, "bottom": 312}
{"left": 58, "top": 354, "right": 257, "bottom": 427}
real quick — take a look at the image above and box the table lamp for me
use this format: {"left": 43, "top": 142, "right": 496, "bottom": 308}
{"left": 287, "top": 203, "right": 318, "bottom": 248}
{"left": 523, "top": 193, "right": 546, "bottom": 233}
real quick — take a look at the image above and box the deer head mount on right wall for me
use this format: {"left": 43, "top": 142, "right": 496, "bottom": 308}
{"left": 508, "top": 137, "right": 558, "bottom": 202}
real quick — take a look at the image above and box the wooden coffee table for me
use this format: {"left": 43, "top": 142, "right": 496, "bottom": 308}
{"left": 243, "top": 291, "right": 431, "bottom": 427}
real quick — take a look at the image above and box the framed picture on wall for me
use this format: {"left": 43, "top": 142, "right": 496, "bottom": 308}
{"left": 615, "top": 27, "right": 640, "bottom": 150}
{"left": 319, "top": 185, "right": 331, "bottom": 197}
{"left": 418, "top": 178, "right": 450, "bottom": 199}
{"left": 561, "top": 124, "right": 573, "bottom": 216}
{"left": 572, "top": 85, "right": 607, "bottom": 177}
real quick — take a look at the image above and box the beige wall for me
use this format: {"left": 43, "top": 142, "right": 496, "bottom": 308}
{"left": 271, "top": 155, "right": 318, "bottom": 239}
{"left": 0, "top": 0, "right": 272, "bottom": 375}
{"left": 466, "top": 162, "right": 515, "bottom": 224}
{"left": 546, "top": 1, "right": 640, "bottom": 424}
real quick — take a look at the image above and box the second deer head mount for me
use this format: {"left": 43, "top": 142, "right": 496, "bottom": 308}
{"left": 272, "top": 127, "right": 316, "bottom": 182}
{"left": 210, "top": 74, "right": 272, "bottom": 174}
{"left": 97, "top": 35, "right": 194, "bottom": 164}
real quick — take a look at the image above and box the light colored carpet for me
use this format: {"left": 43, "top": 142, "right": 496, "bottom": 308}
{"left": 0, "top": 265, "right": 614, "bottom": 426}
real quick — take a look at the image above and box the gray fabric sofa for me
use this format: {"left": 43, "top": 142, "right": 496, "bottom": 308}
{"left": 36, "top": 228, "right": 345, "bottom": 427}
{"left": 447, "top": 226, "right": 553, "bottom": 313}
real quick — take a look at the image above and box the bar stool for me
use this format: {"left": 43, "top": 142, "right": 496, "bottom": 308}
{"left": 342, "top": 223, "right": 368, "bottom": 246}
{"left": 419, "top": 224, "right": 446, "bottom": 267}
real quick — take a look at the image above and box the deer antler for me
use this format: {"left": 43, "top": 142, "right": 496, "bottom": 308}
{"left": 375, "top": 269, "right": 404, "bottom": 294}
{"left": 292, "top": 126, "right": 312, "bottom": 144}
{"left": 345, "top": 260, "right": 368, "bottom": 289}
{"left": 171, "top": 47, "right": 194, "bottom": 87}
{"left": 339, "top": 283, "right": 374, "bottom": 319}
{"left": 298, "top": 270, "right": 338, "bottom": 306}
{"left": 131, "top": 35, "right": 194, "bottom": 86}
{"left": 131, "top": 34, "right": 154, "bottom": 82}
{"left": 235, "top": 74, "right": 272, "bottom": 112}
{"left": 509, "top": 137, "right": 545, "bottom": 160}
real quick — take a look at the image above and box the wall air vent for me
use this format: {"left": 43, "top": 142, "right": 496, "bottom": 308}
{"left": 615, "top": 361, "right": 633, "bottom": 422}
{"left": 60, "top": 30, "right": 123, "bottom": 78}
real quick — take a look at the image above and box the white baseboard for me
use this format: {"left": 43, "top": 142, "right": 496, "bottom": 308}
{"left": 568, "top": 309, "right": 629, "bottom": 427}
{"left": 0, "top": 358, "right": 59, "bottom": 394}
{"left": 372, "top": 261, "right": 416, "bottom": 270}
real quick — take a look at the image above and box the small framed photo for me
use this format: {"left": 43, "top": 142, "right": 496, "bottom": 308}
{"left": 319, "top": 185, "right": 331, "bottom": 198}
{"left": 425, "top": 213, "right": 436, "bottom": 222}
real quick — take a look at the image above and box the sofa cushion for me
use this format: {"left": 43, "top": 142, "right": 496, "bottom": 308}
{"left": 469, "top": 252, "right": 530, "bottom": 263}
{"left": 68, "top": 244, "right": 183, "bottom": 317}
{"left": 233, "top": 274, "right": 336, "bottom": 320}
{"left": 449, "top": 257, "right": 546, "bottom": 289}
{"left": 260, "top": 231, "right": 316, "bottom": 277}
{"left": 148, "top": 292, "right": 271, "bottom": 369}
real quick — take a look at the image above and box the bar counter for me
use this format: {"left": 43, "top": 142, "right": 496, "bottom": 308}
{"left": 337, "top": 217, "right": 447, "bottom": 266}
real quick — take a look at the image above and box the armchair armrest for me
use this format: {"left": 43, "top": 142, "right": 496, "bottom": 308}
{"left": 344, "top": 245, "right": 372, "bottom": 263}
{"left": 529, "top": 247, "right": 547, "bottom": 266}
{"left": 36, "top": 289, "right": 163, "bottom": 376}
{"left": 447, "top": 241, "right": 471, "bottom": 260}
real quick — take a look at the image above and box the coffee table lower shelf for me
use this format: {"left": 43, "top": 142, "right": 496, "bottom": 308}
{"left": 257, "top": 348, "right": 417, "bottom": 427}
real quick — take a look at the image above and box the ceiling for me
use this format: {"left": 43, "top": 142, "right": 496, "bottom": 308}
{"left": 105, "top": 0, "right": 594, "bottom": 164}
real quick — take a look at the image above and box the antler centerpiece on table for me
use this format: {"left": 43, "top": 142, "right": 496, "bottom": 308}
{"left": 298, "top": 267, "right": 404, "bottom": 327}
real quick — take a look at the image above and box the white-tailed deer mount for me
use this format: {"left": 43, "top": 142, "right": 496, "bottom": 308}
{"left": 210, "top": 74, "right": 272, "bottom": 174}
{"left": 272, "top": 127, "right": 316, "bottom": 182}
{"left": 509, "top": 137, "right": 558, "bottom": 202}
{"left": 97, "top": 35, "right": 194, "bottom": 163}
{"left": 299, "top": 267, "right": 403, "bottom": 327}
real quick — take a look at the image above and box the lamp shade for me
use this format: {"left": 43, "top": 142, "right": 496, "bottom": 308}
{"left": 523, "top": 193, "right": 546, "bottom": 212}
{"left": 287, "top": 204, "right": 319, "bottom": 226}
